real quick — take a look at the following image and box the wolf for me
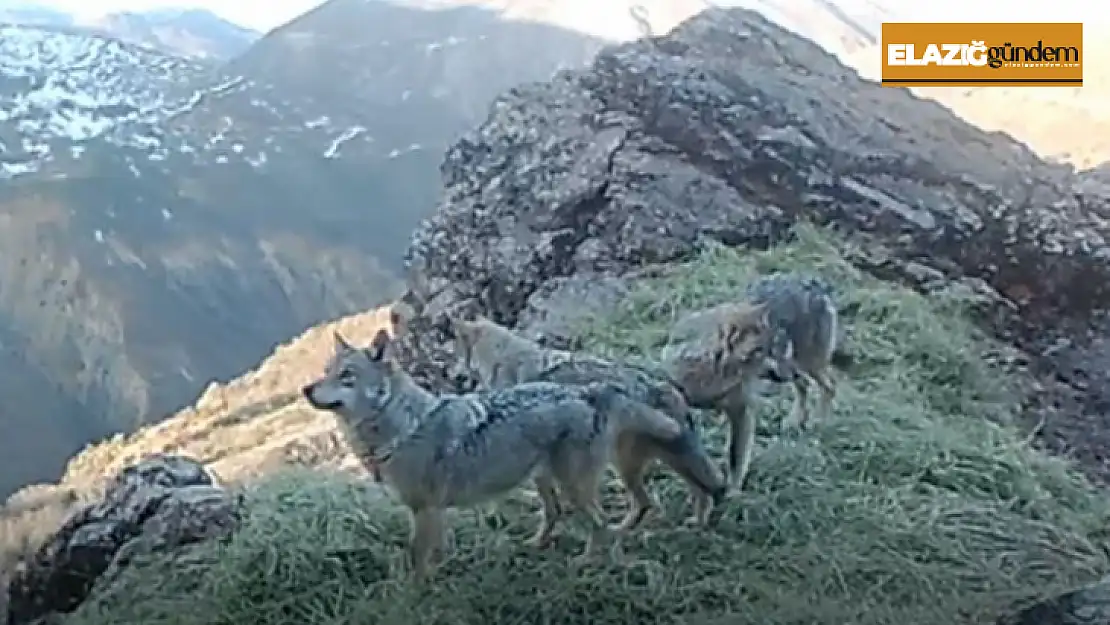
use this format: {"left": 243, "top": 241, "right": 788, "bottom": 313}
{"left": 659, "top": 299, "right": 774, "bottom": 491}
{"left": 743, "top": 271, "right": 840, "bottom": 431}
{"left": 302, "top": 328, "right": 684, "bottom": 581}
{"left": 449, "top": 315, "right": 728, "bottom": 532}
{"left": 659, "top": 272, "right": 841, "bottom": 490}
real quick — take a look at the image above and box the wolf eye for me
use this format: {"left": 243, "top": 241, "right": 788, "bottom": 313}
{"left": 338, "top": 368, "right": 356, "bottom": 386}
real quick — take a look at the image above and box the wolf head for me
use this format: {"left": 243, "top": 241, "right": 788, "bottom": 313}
{"left": 444, "top": 314, "right": 498, "bottom": 389}
{"left": 302, "top": 329, "right": 406, "bottom": 436}
{"left": 719, "top": 301, "right": 783, "bottom": 380}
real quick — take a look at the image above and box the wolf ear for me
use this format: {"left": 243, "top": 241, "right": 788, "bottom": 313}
{"left": 333, "top": 331, "right": 354, "bottom": 353}
{"left": 366, "top": 328, "right": 395, "bottom": 362}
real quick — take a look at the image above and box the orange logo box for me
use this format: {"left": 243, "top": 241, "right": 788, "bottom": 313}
{"left": 881, "top": 22, "right": 1083, "bottom": 87}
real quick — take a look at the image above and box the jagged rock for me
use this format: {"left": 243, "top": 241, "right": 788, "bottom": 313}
{"left": 516, "top": 273, "right": 634, "bottom": 349}
{"left": 394, "top": 13, "right": 1110, "bottom": 622}
{"left": 5, "top": 454, "right": 241, "bottom": 625}
{"left": 390, "top": 9, "right": 1110, "bottom": 526}
{"left": 403, "top": 7, "right": 1110, "bottom": 393}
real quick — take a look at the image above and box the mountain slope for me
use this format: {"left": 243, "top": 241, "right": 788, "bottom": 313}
{"left": 0, "top": 0, "right": 671, "bottom": 499}
{"left": 214, "top": 0, "right": 619, "bottom": 267}
{"left": 0, "top": 0, "right": 69, "bottom": 26}
{"left": 719, "top": 0, "right": 890, "bottom": 60}
{"left": 88, "top": 9, "right": 261, "bottom": 60}
{"left": 0, "top": 22, "right": 406, "bottom": 498}
{"left": 0, "top": 1, "right": 261, "bottom": 59}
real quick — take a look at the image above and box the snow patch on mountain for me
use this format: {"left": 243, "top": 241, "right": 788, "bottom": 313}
{"left": 0, "top": 24, "right": 214, "bottom": 176}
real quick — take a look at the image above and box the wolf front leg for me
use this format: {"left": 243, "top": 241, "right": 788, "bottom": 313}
{"left": 780, "top": 374, "right": 812, "bottom": 431}
{"left": 566, "top": 485, "right": 614, "bottom": 568}
{"left": 811, "top": 368, "right": 837, "bottom": 423}
{"left": 721, "top": 391, "right": 757, "bottom": 491}
{"left": 551, "top": 453, "right": 619, "bottom": 567}
{"left": 407, "top": 507, "right": 445, "bottom": 582}
{"left": 525, "top": 471, "right": 563, "bottom": 548}
{"left": 610, "top": 436, "right": 658, "bottom": 533}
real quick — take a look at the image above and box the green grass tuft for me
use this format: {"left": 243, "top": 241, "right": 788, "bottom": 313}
{"left": 66, "top": 225, "right": 1110, "bottom": 625}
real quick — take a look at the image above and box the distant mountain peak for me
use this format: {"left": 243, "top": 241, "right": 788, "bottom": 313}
{"left": 0, "top": 2, "right": 260, "bottom": 59}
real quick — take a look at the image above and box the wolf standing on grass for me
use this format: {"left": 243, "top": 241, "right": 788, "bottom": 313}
{"left": 449, "top": 314, "right": 728, "bottom": 531}
{"left": 302, "top": 328, "right": 684, "bottom": 581}
{"left": 660, "top": 271, "right": 841, "bottom": 491}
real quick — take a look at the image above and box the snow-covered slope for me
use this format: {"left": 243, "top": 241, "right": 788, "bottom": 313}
{"left": 0, "top": 1, "right": 260, "bottom": 59}
{"left": 0, "top": 25, "right": 208, "bottom": 177}
{"left": 0, "top": 19, "right": 400, "bottom": 499}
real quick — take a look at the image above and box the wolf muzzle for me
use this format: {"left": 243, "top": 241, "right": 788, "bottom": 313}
{"left": 302, "top": 382, "right": 342, "bottom": 410}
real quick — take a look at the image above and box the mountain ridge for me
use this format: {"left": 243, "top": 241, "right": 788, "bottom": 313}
{"left": 0, "top": 1, "right": 261, "bottom": 58}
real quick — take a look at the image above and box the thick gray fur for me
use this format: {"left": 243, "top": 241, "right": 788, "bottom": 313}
{"left": 302, "top": 329, "right": 670, "bottom": 580}
{"left": 743, "top": 271, "right": 839, "bottom": 430}
{"left": 449, "top": 315, "right": 728, "bottom": 530}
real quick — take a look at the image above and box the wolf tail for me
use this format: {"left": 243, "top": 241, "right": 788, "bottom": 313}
{"left": 581, "top": 382, "right": 683, "bottom": 442}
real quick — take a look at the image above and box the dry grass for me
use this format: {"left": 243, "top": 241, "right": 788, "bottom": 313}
{"left": 58, "top": 304, "right": 400, "bottom": 487}
{"left": 62, "top": 225, "right": 1110, "bottom": 625}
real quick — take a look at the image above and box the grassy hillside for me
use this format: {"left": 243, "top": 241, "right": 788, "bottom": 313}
{"left": 64, "top": 227, "right": 1110, "bottom": 625}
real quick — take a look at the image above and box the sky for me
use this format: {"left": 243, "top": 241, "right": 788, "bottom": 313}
{"left": 36, "top": 0, "right": 325, "bottom": 31}
{"left": 23, "top": 0, "right": 1110, "bottom": 35}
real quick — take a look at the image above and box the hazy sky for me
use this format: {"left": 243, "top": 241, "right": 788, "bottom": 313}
{"left": 46, "top": 0, "right": 319, "bottom": 31}
{"left": 33, "top": 0, "right": 1110, "bottom": 34}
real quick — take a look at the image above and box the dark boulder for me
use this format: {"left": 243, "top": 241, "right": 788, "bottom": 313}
{"left": 5, "top": 454, "right": 240, "bottom": 625}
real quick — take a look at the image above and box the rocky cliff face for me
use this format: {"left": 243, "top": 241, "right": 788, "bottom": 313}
{"left": 401, "top": 7, "right": 1110, "bottom": 479}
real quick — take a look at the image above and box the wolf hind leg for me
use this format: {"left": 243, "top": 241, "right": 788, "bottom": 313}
{"left": 780, "top": 373, "right": 812, "bottom": 431}
{"left": 525, "top": 470, "right": 563, "bottom": 549}
{"left": 611, "top": 436, "right": 658, "bottom": 533}
{"left": 408, "top": 507, "right": 445, "bottom": 583}
{"left": 550, "top": 445, "right": 617, "bottom": 566}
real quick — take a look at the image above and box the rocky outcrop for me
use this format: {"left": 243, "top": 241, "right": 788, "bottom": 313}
{"left": 398, "top": 6, "right": 1110, "bottom": 429}
{"left": 395, "top": 8, "right": 1110, "bottom": 620}
{"left": 4, "top": 454, "right": 240, "bottom": 625}
{"left": 408, "top": 7, "right": 1109, "bottom": 340}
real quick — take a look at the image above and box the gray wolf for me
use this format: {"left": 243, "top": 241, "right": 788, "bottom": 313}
{"left": 302, "top": 328, "right": 683, "bottom": 581}
{"left": 449, "top": 315, "right": 728, "bottom": 531}
{"left": 660, "top": 299, "right": 775, "bottom": 491}
{"left": 659, "top": 272, "right": 841, "bottom": 490}
{"left": 743, "top": 272, "right": 839, "bottom": 431}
